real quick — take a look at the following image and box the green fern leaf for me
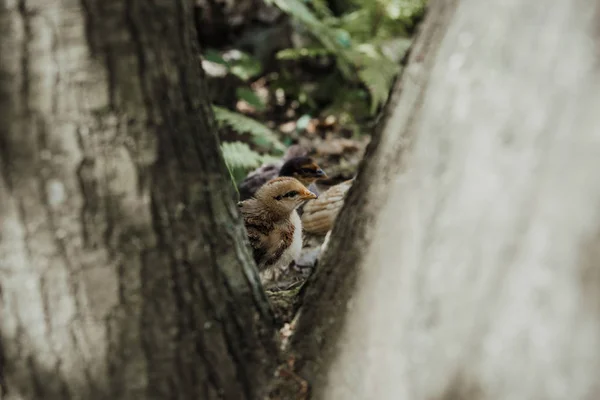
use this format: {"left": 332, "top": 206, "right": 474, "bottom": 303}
{"left": 221, "top": 141, "right": 265, "bottom": 170}
{"left": 229, "top": 52, "right": 263, "bottom": 81}
{"left": 221, "top": 141, "right": 283, "bottom": 178}
{"left": 212, "top": 106, "right": 285, "bottom": 153}
{"left": 236, "top": 87, "right": 266, "bottom": 110}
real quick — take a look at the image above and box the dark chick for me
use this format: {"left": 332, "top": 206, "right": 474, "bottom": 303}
{"left": 278, "top": 156, "right": 327, "bottom": 189}
{"left": 238, "top": 153, "right": 327, "bottom": 200}
{"left": 238, "top": 145, "right": 308, "bottom": 201}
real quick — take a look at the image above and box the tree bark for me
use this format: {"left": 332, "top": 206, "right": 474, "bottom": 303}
{"left": 293, "top": 0, "right": 600, "bottom": 398}
{"left": 0, "top": 1, "right": 277, "bottom": 399}
{"left": 289, "top": 0, "right": 457, "bottom": 391}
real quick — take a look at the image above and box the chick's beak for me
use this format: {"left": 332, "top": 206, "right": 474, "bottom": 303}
{"left": 315, "top": 168, "right": 327, "bottom": 179}
{"left": 302, "top": 191, "right": 318, "bottom": 200}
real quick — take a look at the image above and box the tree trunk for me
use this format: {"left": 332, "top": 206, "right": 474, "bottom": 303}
{"left": 293, "top": 0, "right": 600, "bottom": 398}
{"left": 0, "top": 1, "right": 277, "bottom": 399}
{"left": 289, "top": 0, "right": 456, "bottom": 390}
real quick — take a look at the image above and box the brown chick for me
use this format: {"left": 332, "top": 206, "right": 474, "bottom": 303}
{"left": 301, "top": 179, "right": 353, "bottom": 235}
{"left": 238, "top": 177, "right": 317, "bottom": 283}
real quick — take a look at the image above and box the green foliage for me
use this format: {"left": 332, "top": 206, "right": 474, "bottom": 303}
{"left": 276, "top": 47, "right": 332, "bottom": 60}
{"left": 229, "top": 53, "right": 263, "bottom": 81}
{"left": 204, "top": 0, "right": 426, "bottom": 187}
{"left": 214, "top": 106, "right": 285, "bottom": 181}
{"left": 265, "top": 0, "right": 355, "bottom": 78}
{"left": 267, "top": 0, "right": 426, "bottom": 115}
{"left": 213, "top": 106, "right": 285, "bottom": 153}
{"left": 348, "top": 44, "right": 401, "bottom": 113}
{"left": 204, "top": 49, "right": 263, "bottom": 81}
{"left": 220, "top": 141, "right": 280, "bottom": 184}
{"left": 221, "top": 141, "right": 271, "bottom": 170}
{"left": 335, "top": 0, "right": 425, "bottom": 42}
{"left": 308, "top": 0, "right": 334, "bottom": 18}
{"left": 236, "top": 87, "right": 266, "bottom": 111}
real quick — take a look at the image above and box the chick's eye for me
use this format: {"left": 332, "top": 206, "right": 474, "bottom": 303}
{"left": 285, "top": 191, "right": 298, "bottom": 198}
{"left": 301, "top": 168, "right": 314, "bottom": 174}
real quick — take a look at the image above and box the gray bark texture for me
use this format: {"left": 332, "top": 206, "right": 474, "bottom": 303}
{"left": 292, "top": 0, "right": 600, "bottom": 399}
{"left": 0, "top": 1, "right": 277, "bottom": 399}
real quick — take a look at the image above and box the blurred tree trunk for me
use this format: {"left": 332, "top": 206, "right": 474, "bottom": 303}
{"left": 0, "top": 1, "right": 277, "bottom": 399}
{"left": 292, "top": 0, "right": 600, "bottom": 398}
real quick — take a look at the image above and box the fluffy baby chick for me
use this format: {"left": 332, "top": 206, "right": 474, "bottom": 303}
{"left": 239, "top": 154, "right": 327, "bottom": 201}
{"left": 301, "top": 179, "right": 353, "bottom": 235}
{"left": 278, "top": 156, "right": 327, "bottom": 192}
{"left": 238, "top": 177, "right": 317, "bottom": 284}
{"left": 238, "top": 145, "right": 308, "bottom": 201}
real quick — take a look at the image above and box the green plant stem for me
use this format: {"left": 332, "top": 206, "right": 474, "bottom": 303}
{"left": 226, "top": 161, "right": 241, "bottom": 202}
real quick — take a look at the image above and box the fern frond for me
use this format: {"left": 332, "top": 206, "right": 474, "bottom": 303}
{"left": 221, "top": 141, "right": 265, "bottom": 170}
{"left": 221, "top": 142, "right": 280, "bottom": 173}
{"left": 212, "top": 106, "right": 285, "bottom": 153}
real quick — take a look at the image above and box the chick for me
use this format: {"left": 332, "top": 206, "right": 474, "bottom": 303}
{"left": 278, "top": 156, "right": 328, "bottom": 192}
{"left": 301, "top": 179, "right": 353, "bottom": 235}
{"left": 238, "top": 153, "right": 327, "bottom": 200}
{"left": 238, "top": 177, "right": 318, "bottom": 283}
{"left": 238, "top": 145, "right": 308, "bottom": 201}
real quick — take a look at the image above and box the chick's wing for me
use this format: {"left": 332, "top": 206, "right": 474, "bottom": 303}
{"left": 301, "top": 179, "right": 353, "bottom": 235}
{"left": 238, "top": 201, "right": 275, "bottom": 266}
